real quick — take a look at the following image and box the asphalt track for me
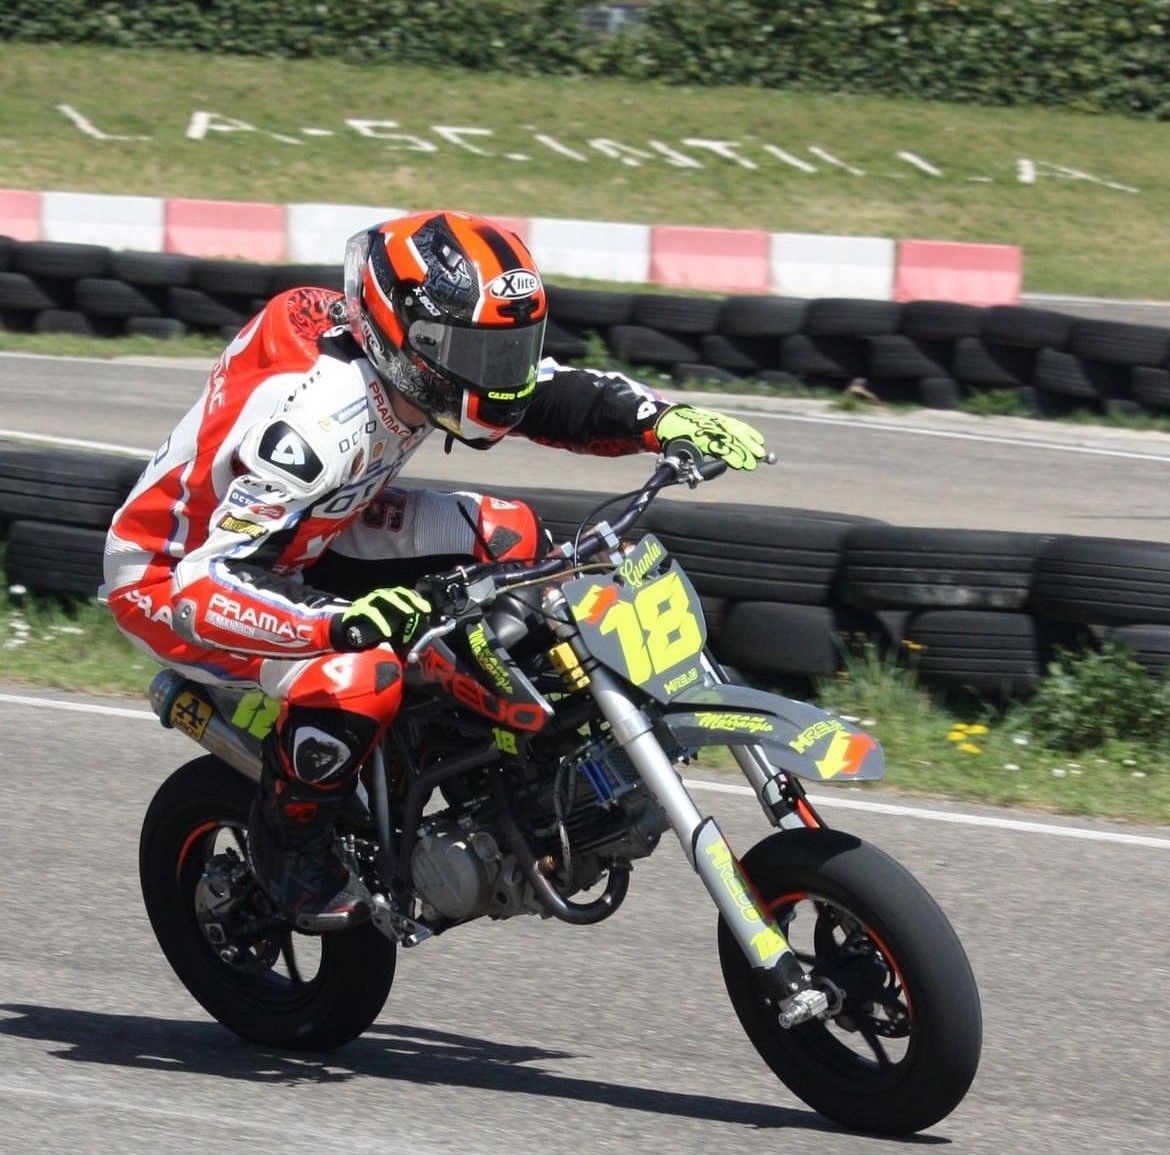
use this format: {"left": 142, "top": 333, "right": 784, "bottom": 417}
{"left": 1, "top": 689, "right": 1168, "bottom": 1154}
{"left": 4, "top": 350, "right": 1170, "bottom": 540}
{"left": 2, "top": 355, "right": 1170, "bottom": 1152}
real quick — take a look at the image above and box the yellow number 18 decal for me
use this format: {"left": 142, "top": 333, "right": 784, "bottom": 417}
{"left": 599, "top": 570, "right": 703, "bottom": 685}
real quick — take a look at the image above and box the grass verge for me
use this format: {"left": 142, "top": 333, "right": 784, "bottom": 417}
{"left": 1, "top": 42, "right": 1169, "bottom": 298}
{"left": 2, "top": 582, "right": 1166, "bottom": 825}
{"left": 0, "top": 585, "right": 159, "bottom": 697}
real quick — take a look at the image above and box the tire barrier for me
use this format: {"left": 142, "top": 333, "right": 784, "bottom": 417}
{"left": 2, "top": 237, "right": 1170, "bottom": 420}
{"left": 4, "top": 442, "right": 1170, "bottom": 702}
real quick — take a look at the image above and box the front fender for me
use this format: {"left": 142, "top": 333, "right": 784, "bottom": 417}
{"left": 660, "top": 683, "right": 885, "bottom": 784}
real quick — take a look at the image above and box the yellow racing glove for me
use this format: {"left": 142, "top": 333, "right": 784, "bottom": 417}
{"left": 653, "top": 405, "right": 768, "bottom": 471}
{"left": 330, "top": 587, "right": 433, "bottom": 653}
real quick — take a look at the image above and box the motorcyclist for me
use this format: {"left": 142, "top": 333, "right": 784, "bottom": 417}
{"left": 104, "top": 209, "right": 767, "bottom": 932}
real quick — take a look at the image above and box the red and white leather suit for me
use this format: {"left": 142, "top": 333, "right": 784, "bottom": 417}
{"left": 105, "top": 287, "right": 669, "bottom": 784}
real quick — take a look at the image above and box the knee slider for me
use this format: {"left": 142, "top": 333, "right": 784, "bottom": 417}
{"left": 276, "top": 706, "right": 379, "bottom": 786}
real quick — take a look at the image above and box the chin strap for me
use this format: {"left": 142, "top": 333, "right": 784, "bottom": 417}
{"left": 444, "top": 432, "right": 455, "bottom": 455}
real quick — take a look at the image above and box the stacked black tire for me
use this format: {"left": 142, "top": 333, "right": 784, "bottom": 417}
{"left": 416, "top": 475, "right": 1170, "bottom": 698}
{"left": 546, "top": 287, "right": 1170, "bottom": 420}
{"left": 0, "top": 444, "right": 144, "bottom": 596}
{"left": 3, "top": 236, "right": 1170, "bottom": 419}
{"left": 0, "top": 237, "right": 342, "bottom": 341}
{"left": 5, "top": 442, "right": 1170, "bottom": 698}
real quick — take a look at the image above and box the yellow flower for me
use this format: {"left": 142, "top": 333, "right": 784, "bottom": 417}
{"left": 958, "top": 742, "right": 982, "bottom": 754}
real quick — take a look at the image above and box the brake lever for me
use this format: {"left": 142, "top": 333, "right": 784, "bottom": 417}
{"left": 404, "top": 617, "right": 459, "bottom": 665}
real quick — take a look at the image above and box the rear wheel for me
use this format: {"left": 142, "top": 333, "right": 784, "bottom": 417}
{"left": 719, "top": 829, "right": 981, "bottom": 1134}
{"left": 139, "top": 755, "right": 396, "bottom": 1049}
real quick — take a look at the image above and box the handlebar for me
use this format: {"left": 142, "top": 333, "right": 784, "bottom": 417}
{"left": 417, "top": 440, "right": 740, "bottom": 621}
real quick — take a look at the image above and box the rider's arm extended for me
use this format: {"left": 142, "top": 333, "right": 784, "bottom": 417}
{"left": 170, "top": 414, "right": 350, "bottom": 658}
{"left": 511, "top": 358, "right": 673, "bottom": 456}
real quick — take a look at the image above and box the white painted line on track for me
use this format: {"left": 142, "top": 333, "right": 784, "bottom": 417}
{"left": 0, "top": 428, "right": 149, "bottom": 457}
{"left": 688, "top": 777, "right": 1170, "bottom": 850}
{"left": 0, "top": 691, "right": 156, "bottom": 720}
{"left": 4, "top": 691, "right": 1168, "bottom": 850}
{"left": 8, "top": 406, "right": 1170, "bottom": 464}
{"left": 720, "top": 407, "right": 1170, "bottom": 464}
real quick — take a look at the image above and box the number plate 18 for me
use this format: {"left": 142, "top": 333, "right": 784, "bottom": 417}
{"left": 565, "top": 536, "right": 708, "bottom": 702}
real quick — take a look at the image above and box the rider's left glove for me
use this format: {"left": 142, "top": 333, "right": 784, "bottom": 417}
{"left": 329, "top": 587, "right": 433, "bottom": 654}
{"left": 653, "top": 405, "right": 768, "bottom": 471}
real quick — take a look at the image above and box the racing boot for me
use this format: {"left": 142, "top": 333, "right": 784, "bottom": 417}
{"left": 247, "top": 754, "right": 373, "bottom": 933}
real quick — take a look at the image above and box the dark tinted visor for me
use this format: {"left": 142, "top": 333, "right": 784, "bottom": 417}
{"left": 408, "top": 318, "right": 546, "bottom": 393}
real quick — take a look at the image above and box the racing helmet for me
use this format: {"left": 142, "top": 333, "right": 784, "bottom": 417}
{"left": 344, "top": 210, "right": 548, "bottom": 446}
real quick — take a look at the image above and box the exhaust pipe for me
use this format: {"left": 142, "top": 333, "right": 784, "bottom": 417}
{"left": 149, "top": 669, "right": 263, "bottom": 782}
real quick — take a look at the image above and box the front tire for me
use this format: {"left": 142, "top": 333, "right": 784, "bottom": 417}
{"left": 139, "top": 755, "right": 396, "bottom": 1049}
{"left": 719, "top": 829, "right": 981, "bottom": 1134}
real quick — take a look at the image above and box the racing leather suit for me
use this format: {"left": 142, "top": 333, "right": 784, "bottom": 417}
{"left": 104, "top": 287, "right": 672, "bottom": 789}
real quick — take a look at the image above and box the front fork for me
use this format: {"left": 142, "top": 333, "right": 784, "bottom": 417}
{"left": 581, "top": 660, "right": 831, "bottom": 1025}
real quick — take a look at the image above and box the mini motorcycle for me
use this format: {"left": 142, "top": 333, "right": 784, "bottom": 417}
{"left": 138, "top": 441, "right": 981, "bottom": 1135}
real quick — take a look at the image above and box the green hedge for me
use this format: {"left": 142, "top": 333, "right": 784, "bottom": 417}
{"left": 626, "top": 0, "right": 1170, "bottom": 118}
{"left": 0, "top": 1, "right": 606, "bottom": 70}
{"left": 3, "top": 0, "right": 1169, "bottom": 119}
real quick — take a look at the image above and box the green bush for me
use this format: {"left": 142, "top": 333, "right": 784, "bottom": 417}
{"left": 0, "top": 0, "right": 611, "bottom": 72}
{"left": 622, "top": 0, "right": 1170, "bottom": 117}
{"left": 1023, "top": 639, "right": 1170, "bottom": 752}
{"left": 2, "top": 0, "right": 1169, "bottom": 119}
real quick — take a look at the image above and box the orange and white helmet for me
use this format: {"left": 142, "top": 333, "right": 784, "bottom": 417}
{"left": 344, "top": 210, "right": 547, "bottom": 446}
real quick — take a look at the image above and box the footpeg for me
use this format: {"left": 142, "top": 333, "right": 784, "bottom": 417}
{"left": 370, "top": 893, "right": 433, "bottom": 947}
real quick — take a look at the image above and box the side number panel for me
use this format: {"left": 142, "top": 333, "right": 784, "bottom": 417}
{"left": 567, "top": 544, "right": 707, "bottom": 702}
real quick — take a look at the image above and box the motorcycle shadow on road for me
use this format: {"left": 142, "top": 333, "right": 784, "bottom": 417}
{"left": 0, "top": 1003, "right": 946, "bottom": 1141}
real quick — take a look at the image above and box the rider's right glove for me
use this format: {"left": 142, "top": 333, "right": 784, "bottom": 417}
{"left": 329, "top": 587, "right": 433, "bottom": 653}
{"left": 653, "top": 405, "right": 767, "bottom": 471}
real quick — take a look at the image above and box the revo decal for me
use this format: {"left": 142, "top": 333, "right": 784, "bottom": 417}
{"left": 257, "top": 421, "right": 323, "bottom": 484}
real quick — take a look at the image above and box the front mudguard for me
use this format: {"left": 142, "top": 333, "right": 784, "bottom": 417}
{"left": 659, "top": 683, "right": 884, "bottom": 785}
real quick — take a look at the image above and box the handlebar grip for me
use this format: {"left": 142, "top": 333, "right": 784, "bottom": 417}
{"left": 662, "top": 437, "right": 728, "bottom": 481}
{"left": 661, "top": 437, "right": 704, "bottom": 466}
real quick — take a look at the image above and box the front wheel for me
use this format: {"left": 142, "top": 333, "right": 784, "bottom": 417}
{"left": 719, "top": 829, "right": 981, "bottom": 1135}
{"left": 139, "top": 755, "right": 396, "bottom": 1049}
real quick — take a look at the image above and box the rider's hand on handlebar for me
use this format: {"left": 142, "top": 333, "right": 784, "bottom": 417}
{"left": 330, "top": 586, "right": 433, "bottom": 653}
{"left": 653, "top": 405, "right": 768, "bottom": 471}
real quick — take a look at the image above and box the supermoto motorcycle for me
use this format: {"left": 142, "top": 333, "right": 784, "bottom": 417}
{"left": 138, "top": 441, "right": 981, "bottom": 1135}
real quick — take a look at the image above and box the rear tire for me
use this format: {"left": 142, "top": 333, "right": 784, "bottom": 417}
{"left": 139, "top": 755, "right": 396, "bottom": 1049}
{"left": 719, "top": 829, "right": 981, "bottom": 1134}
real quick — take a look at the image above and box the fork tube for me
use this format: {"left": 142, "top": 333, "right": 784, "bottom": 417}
{"left": 584, "top": 664, "right": 807, "bottom": 993}
{"left": 584, "top": 665, "right": 704, "bottom": 863}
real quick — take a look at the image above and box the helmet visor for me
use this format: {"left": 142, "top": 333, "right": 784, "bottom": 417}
{"left": 343, "top": 228, "right": 374, "bottom": 343}
{"left": 408, "top": 317, "right": 545, "bottom": 396}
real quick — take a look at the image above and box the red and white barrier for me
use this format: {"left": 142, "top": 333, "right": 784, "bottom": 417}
{"left": 164, "top": 197, "right": 286, "bottom": 262}
{"left": 0, "top": 189, "right": 42, "bottom": 242}
{"left": 528, "top": 217, "right": 650, "bottom": 283}
{"left": 771, "top": 232, "right": 896, "bottom": 300}
{"left": 287, "top": 202, "right": 406, "bottom": 263}
{"left": 1, "top": 188, "right": 1025, "bottom": 301}
{"left": 894, "top": 239, "right": 1022, "bottom": 305}
{"left": 649, "top": 225, "right": 770, "bottom": 293}
{"left": 43, "top": 190, "right": 164, "bottom": 251}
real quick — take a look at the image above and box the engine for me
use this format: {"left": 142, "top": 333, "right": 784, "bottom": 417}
{"left": 520, "top": 738, "right": 669, "bottom": 863}
{"left": 408, "top": 738, "right": 668, "bottom": 924}
{"left": 410, "top": 823, "right": 524, "bottom": 922}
